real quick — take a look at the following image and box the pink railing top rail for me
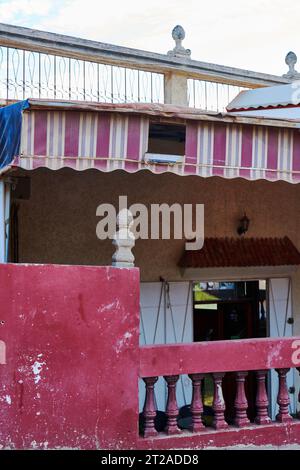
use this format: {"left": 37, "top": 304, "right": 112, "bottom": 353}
{"left": 139, "top": 336, "right": 300, "bottom": 377}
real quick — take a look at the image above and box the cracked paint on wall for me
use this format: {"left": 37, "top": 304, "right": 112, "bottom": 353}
{"left": 31, "top": 360, "right": 46, "bottom": 384}
{"left": 0, "top": 263, "right": 140, "bottom": 450}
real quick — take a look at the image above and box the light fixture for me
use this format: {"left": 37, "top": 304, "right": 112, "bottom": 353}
{"left": 237, "top": 213, "right": 250, "bottom": 236}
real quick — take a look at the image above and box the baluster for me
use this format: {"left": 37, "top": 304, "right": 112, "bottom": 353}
{"left": 142, "top": 376, "right": 158, "bottom": 437}
{"left": 112, "top": 209, "right": 135, "bottom": 267}
{"left": 276, "top": 368, "right": 293, "bottom": 422}
{"left": 188, "top": 373, "right": 205, "bottom": 432}
{"left": 164, "top": 375, "right": 180, "bottom": 435}
{"left": 234, "top": 371, "right": 250, "bottom": 427}
{"left": 212, "top": 372, "right": 228, "bottom": 429}
{"left": 255, "top": 370, "right": 271, "bottom": 424}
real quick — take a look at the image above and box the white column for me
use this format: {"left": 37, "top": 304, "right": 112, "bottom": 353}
{"left": 0, "top": 179, "right": 11, "bottom": 263}
{"left": 164, "top": 26, "right": 190, "bottom": 106}
{"left": 4, "top": 182, "right": 11, "bottom": 262}
{"left": 0, "top": 180, "right": 5, "bottom": 263}
{"left": 268, "top": 278, "right": 295, "bottom": 418}
{"left": 164, "top": 72, "right": 188, "bottom": 106}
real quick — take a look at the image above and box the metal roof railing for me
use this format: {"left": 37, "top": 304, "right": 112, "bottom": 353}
{"left": 0, "top": 23, "right": 293, "bottom": 111}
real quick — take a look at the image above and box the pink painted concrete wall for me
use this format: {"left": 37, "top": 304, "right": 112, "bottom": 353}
{"left": 0, "top": 263, "right": 140, "bottom": 449}
{"left": 0, "top": 263, "right": 300, "bottom": 450}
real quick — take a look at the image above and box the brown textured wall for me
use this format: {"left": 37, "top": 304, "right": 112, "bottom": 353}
{"left": 15, "top": 168, "right": 300, "bottom": 282}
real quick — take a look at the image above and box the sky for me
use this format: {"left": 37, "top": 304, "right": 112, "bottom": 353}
{"left": 1, "top": 0, "right": 300, "bottom": 76}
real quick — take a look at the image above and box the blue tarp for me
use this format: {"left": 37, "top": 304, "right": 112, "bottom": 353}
{"left": 0, "top": 100, "right": 30, "bottom": 170}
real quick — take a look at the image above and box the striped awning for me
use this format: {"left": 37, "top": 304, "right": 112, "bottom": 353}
{"left": 2, "top": 100, "right": 300, "bottom": 183}
{"left": 18, "top": 110, "right": 149, "bottom": 172}
{"left": 185, "top": 122, "right": 300, "bottom": 182}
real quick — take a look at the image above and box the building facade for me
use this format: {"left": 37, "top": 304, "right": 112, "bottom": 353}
{"left": 0, "top": 23, "right": 300, "bottom": 449}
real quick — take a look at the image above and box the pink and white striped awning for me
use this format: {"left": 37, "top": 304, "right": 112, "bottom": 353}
{"left": 13, "top": 102, "right": 300, "bottom": 183}
{"left": 18, "top": 110, "right": 149, "bottom": 172}
{"left": 185, "top": 122, "right": 300, "bottom": 182}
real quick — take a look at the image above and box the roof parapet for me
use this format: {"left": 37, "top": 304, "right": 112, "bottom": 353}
{"left": 0, "top": 23, "right": 294, "bottom": 111}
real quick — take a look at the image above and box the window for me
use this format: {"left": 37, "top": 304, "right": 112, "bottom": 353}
{"left": 193, "top": 280, "right": 267, "bottom": 341}
{"left": 146, "top": 122, "right": 186, "bottom": 158}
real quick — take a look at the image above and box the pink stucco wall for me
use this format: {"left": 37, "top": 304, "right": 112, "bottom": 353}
{"left": 0, "top": 263, "right": 300, "bottom": 450}
{"left": 0, "top": 263, "right": 140, "bottom": 449}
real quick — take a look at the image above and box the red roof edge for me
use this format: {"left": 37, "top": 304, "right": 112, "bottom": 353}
{"left": 179, "top": 237, "right": 300, "bottom": 268}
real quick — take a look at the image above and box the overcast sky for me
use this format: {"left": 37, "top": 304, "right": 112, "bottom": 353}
{"left": 1, "top": 0, "right": 299, "bottom": 76}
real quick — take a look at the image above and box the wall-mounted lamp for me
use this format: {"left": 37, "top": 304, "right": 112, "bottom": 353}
{"left": 237, "top": 213, "right": 250, "bottom": 236}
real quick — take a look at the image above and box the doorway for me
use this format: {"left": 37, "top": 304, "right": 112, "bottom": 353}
{"left": 193, "top": 280, "right": 267, "bottom": 423}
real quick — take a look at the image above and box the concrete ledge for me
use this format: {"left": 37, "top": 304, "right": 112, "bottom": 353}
{"left": 139, "top": 421, "right": 300, "bottom": 450}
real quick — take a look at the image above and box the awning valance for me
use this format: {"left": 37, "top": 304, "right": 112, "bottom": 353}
{"left": 185, "top": 121, "right": 300, "bottom": 182}
{"left": 18, "top": 109, "right": 149, "bottom": 172}
{"left": 1, "top": 100, "right": 300, "bottom": 183}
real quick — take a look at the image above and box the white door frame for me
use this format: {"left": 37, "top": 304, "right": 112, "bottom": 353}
{"left": 0, "top": 178, "right": 11, "bottom": 263}
{"left": 267, "top": 277, "right": 296, "bottom": 418}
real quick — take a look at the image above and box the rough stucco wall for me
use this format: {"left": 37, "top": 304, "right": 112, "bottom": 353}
{"left": 0, "top": 263, "right": 140, "bottom": 450}
{"left": 15, "top": 167, "right": 300, "bottom": 281}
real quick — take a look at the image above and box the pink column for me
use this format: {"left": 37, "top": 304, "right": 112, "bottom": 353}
{"left": 212, "top": 372, "right": 228, "bottom": 430}
{"left": 276, "top": 368, "right": 293, "bottom": 423}
{"left": 188, "top": 373, "right": 205, "bottom": 432}
{"left": 142, "top": 377, "right": 158, "bottom": 437}
{"left": 164, "top": 375, "right": 181, "bottom": 435}
{"left": 255, "top": 370, "right": 271, "bottom": 424}
{"left": 234, "top": 371, "right": 250, "bottom": 427}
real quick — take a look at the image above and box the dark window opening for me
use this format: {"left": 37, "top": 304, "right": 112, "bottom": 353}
{"left": 193, "top": 280, "right": 267, "bottom": 341}
{"left": 147, "top": 123, "right": 186, "bottom": 156}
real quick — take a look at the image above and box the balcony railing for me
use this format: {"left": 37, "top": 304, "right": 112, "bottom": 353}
{"left": 0, "top": 23, "right": 291, "bottom": 111}
{"left": 187, "top": 79, "right": 248, "bottom": 112}
{"left": 0, "top": 46, "right": 164, "bottom": 104}
{"left": 139, "top": 337, "right": 300, "bottom": 439}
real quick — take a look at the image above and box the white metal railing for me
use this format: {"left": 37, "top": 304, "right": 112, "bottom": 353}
{"left": 0, "top": 46, "right": 164, "bottom": 104}
{"left": 187, "top": 79, "right": 249, "bottom": 112}
{"left": 0, "top": 23, "right": 292, "bottom": 110}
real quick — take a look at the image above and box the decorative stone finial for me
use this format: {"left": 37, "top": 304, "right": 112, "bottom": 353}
{"left": 283, "top": 51, "right": 300, "bottom": 79}
{"left": 167, "top": 25, "right": 191, "bottom": 58}
{"left": 112, "top": 209, "right": 135, "bottom": 267}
